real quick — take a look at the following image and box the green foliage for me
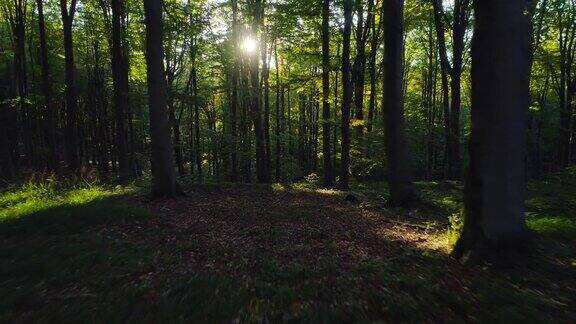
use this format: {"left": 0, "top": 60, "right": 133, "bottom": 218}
{"left": 527, "top": 216, "right": 576, "bottom": 240}
{"left": 445, "top": 211, "right": 464, "bottom": 245}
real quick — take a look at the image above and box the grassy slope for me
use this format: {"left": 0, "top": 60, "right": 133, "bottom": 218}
{"left": 0, "top": 171, "right": 574, "bottom": 323}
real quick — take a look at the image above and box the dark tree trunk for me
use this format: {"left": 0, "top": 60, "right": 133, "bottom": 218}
{"left": 339, "top": 0, "right": 353, "bottom": 190}
{"left": 7, "top": 0, "right": 31, "bottom": 168}
{"left": 383, "top": 0, "right": 414, "bottom": 206}
{"left": 432, "top": 0, "right": 470, "bottom": 178}
{"left": 298, "top": 94, "right": 307, "bottom": 172}
{"left": 143, "top": 0, "right": 180, "bottom": 197}
{"left": 251, "top": 0, "right": 269, "bottom": 183}
{"left": 312, "top": 89, "right": 319, "bottom": 172}
{"left": 91, "top": 42, "right": 110, "bottom": 176}
{"left": 230, "top": 0, "right": 239, "bottom": 182}
{"left": 169, "top": 101, "right": 185, "bottom": 177}
{"left": 0, "top": 97, "right": 15, "bottom": 180}
{"left": 333, "top": 45, "right": 340, "bottom": 170}
{"left": 322, "top": 0, "right": 334, "bottom": 186}
{"left": 111, "top": 0, "right": 134, "bottom": 181}
{"left": 261, "top": 27, "right": 272, "bottom": 180}
{"left": 453, "top": 0, "right": 532, "bottom": 262}
{"left": 240, "top": 65, "right": 251, "bottom": 183}
{"left": 191, "top": 42, "right": 202, "bottom": 180}
{"left": 448, "top": 0, "right": 470, "bottom": 179}
{"left": 60, "top": 0, "right": 80, "bottom": 171}
{"left": 37, "top": 0, "right": 57, "bottom": 170}
{"left": 367, "top": 4, "right": 382, "bottom": 134}
{"left": 352, "top": 0, "right": 372, "bottom": 139}
{"left": 432, "top": 0, "right": 452, "bottom": 178}
{"left": 274, "top": 42, "right": 283, "bottom": 182}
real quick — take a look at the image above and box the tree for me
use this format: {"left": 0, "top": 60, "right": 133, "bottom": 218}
{"left": 550, "top": 0, "right": 576, "bottom": 167}
{"left": 453, "top": 0, "right": 532, "bottom": 262}
{"left": 382, "top": 0, "right": 414, "bottom": 206}
{"left": 367, "top": 0, "right": 383, "bottom": 134}
{"left": 143, "top": 0, "right": 180, "bottom": 197}
{"left": 431, "top": 0, "right": 471, "bottom": 179}
{"left": 250, "top": 0, "right": 269, "bottom": 183}
{"left": 191, "top": 36, "right": 202, "bottom": 180}
{"left": 230, "top": 0, "right": 239, "bottom": 182}
{"left": 36, "top": 0, "right": 56, "bottom": 170}
{"left": 111, "top": 0, "right": 133, "bottom": 181}
{"left": 4, "top": 0, "right": 30, "bottom": 168}
{"left": 321, "top": 0, "right": 334, "bottom": 186}
{"left": 352, "top": 0, "right": 373, "bottom": 139}
{"left": 60, "top": 0, "right": 80, "bottom": 171}
{"left": 339, "top": 0, "right": 353, "bottom": 190}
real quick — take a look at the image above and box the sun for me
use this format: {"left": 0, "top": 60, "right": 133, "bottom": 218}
{"left": 241, "top": 37, "right": 258, "bottom": 54}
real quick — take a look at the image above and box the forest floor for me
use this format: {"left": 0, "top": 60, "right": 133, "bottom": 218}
{"left": 1, "top": 169, "right": 575, "bottom": 322}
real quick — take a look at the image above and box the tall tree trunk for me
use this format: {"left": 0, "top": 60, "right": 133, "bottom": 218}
{"left": 240, "top": 64, "right": 251, "bottom": 182}
{"left": 383, "top": 0, "right": 414, "bottom": 206}
{"left": 339, "top": 0, "right": 353, "bottom": 189}
{"left": 333, "top": 44, "right": 340, "bottom": 170}
{"left": 91, "top": 42, "right": 110, "bottom": 176}
{"left": 448, "top": 0, "right": 470, "bottom": 178}
{"left": 0, "top": 96, "right": 15, "bottom": 180}
{"left": 261, "top": 25, "right": 272, "bottom": 180}
{"left": 191, "top": 42, "right": 202, "bottom": 180}
{"left": 453, "top": 0, "right": 532, "bottom": 262}
{"left": 274, "top": 42, "right": 283, "bottom": 182}
{"left": 352, "top": 0, "right": 372, "bottom": 139}
{"left": 7, "top": 0, "right": 30, "bottom": 168}
{"left": 37, "top": 0, "right": 56, "bottom": 170}
{"left": 251, "top": 0, "right": 269, "bottom": 182}
{"left": 432, "top": 0, "right": 452, "bottom": 177}
{"left": 321, "top": 0, "right": 334, "bottom": 186}
{"left": 143, "top": 0, "right": 180, "bottom": 197}
{"left": 111, "top": 0, "right": 133, "bottom": 181}
{"left": 169, "top": 100, "right": 185, "bottom": 177}
{"left": 367, "top": 3, "right": 382, "bottom": 134}
{"left": 230, "top": 0, "right": 239, "bottom": 181}
{"left": 17, "top": 0, "right": 31, "bottom": 166}
{"left": 60, "top": 0, "right": 80, "bottom": 171}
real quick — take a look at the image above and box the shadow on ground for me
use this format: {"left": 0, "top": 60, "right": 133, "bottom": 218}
{"left": 0, "top": 184, "right": 574, "bottom": 322}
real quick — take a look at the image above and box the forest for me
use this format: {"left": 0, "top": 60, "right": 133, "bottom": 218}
{"left": 0, "top": 0, "right": 575, "bottom": 321}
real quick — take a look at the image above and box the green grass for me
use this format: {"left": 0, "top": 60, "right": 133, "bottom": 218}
{"left": 524, "top": 166, "right": 576, "bottom": 240}
{"left": 0, "top": 180, "right": 155, "bottom": 322}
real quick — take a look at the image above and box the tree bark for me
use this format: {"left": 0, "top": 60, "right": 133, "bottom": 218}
{"left": 448, "top": 0, "right": 470, "bottom": 178}
{"left": 321, "top": 0, "right": 334, "bottom": 186}
{"left": 453, "top": 0, "right": 532, "bottom": 262}
{"left": 111, "top": 0, "right": 133, "bottom": 181}
{"left": 0, "top": 97, "right": 15, "bottom": 180}
{"left": 191, "top": 40, "right": 202, "bottom": 180}
{"left": 230, "top": 0, "right": 239, "bottom": 181}
{"left": 339, "top": 0, "right": 353, "bottom": 190}
{"left": 261, "top": 22, "right": 272, "bottom": 180}
{"left": 383, "top": 0, "right": 414, "bottom": 206}
{"left": 367, "top": 2, "right": 382, "bottom": 134}
{"left": 37, "top": 0, "right": 57, "bottom": 170}
{"left": 60, "top": 0, "right": 80, "bottom": 171}
{"left": 251, "top": 0, "right": 269, "bottom": 183}
{"left": 144, "top": 0, "right": 180, "bottom": 197}
{"left": 352, "top": 0, "right": 372, "bottom": 139}
{"left": 274, "top": 42, "right": 283, "bottom": 182}
{"left": 432, "top": 0, "right": 452, "bottom": 178}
